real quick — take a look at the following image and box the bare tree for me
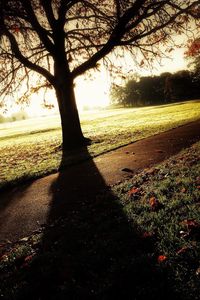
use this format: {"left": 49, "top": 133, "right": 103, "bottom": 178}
{"left": 0, "top": 0, "right": 199, "bottom": 150}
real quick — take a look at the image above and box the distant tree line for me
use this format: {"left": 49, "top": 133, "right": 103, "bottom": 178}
{"left": 110, "top": 69, "right": 200, "bottom": 107}
{"left": 0, "top": 111, "right": 28, "bottom": 123}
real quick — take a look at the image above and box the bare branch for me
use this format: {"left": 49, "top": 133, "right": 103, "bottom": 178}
{"left": 0, "top": 0, "right": 199, "bottom": 102}
{"left": 3, "top": 27, "right": 55, "bottom": 85}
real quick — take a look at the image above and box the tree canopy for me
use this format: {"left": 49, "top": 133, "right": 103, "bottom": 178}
{"left": 0, "top": 0, "right": 199, "bottom": 149}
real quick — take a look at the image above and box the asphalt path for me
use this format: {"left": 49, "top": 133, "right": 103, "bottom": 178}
{"left": 0, "top": 120, "right": 200, "bottom": 242}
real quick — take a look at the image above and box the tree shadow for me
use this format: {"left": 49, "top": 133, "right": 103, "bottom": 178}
{"left": 0, "top": 181, "right": 37, "bottom": 241}
{"left": 19, "top": 146, "right": 181, "bottom": 300}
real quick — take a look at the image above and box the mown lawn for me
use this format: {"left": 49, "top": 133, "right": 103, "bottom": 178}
{"left": 0, "top": 99, "right": 200, "bottom": 190}
{"left": 0, "top": 140, "right": 199, "bottom": 300}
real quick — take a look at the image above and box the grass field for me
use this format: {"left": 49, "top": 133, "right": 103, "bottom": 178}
{"left": 0, "top": 99, "right": 200, "bottom": 190}
{"left": 1, "top": 140, "right": 200, "bottom": 299}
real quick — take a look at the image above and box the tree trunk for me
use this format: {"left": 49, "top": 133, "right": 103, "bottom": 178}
{"left": 55, "top": 77, "right": 86, "bottom": 151}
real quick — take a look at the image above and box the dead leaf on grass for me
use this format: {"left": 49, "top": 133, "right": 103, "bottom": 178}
{"left": 157, "top": 255, "right": 167, "bottom": 262}
{"left": 21, "top": 254, "right": 35, "bottom": 268}
{"left": 142, "top": 231, "right": 155, "bottom": 239}
{"left": 128, "top": 187, "right": 140, "bottom": 197}
{"left": 180, "top": 219, "right": 200, "bottom": 229}
{"left": 24, "top": 254, "right": 35, "bottom": 263}
{"left": 149, "top": 197, "right": 161, "bottom": 210}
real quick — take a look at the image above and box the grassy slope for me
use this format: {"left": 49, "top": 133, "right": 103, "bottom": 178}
{"left": 0, "top": 141, "right": 199, "bottom": 300}
{"left": 112, "top": 141, "right": 200, "bottom": 299}
{"left": 0, "top": 100, "right": 200, "bottom": 189}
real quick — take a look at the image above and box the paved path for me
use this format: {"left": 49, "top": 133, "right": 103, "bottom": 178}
{"left": 0, "top": 120, "right": 200, "bottom": 242}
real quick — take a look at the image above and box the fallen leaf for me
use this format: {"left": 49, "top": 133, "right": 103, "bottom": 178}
{"left": 12, "top": 26, "right": 20, "bottom": 33}
{"left": 128, "top": 187, "right": 140, "bottom": 196}
{"left": 180, "top": 219, "right": 200, "bottom": 229}
{"left": 21, "top": 254, "right": 35, "bottom": 268}
{"left": 139, "top": 59, "right": 144, "bottom": 67}
{"left": 149, "top": 197, "right": 160, "bottom": 210}
{"left": 24, "top": 254, "right": 35, "bottom": 263}
{"left": 157, "top": 255, "right": 167, "bottom": 262}
{"left": 142, "top": 231, "right": 154, "bottom": 238}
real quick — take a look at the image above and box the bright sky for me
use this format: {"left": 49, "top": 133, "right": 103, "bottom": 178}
{"left": 24, "top": 70, "right": 111, "bottom": 117}
{"left": 2, "top": 45, "right": 188, "bottom": 117}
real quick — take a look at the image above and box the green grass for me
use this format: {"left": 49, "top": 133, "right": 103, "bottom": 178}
{"left": 111, "top": 141, "right": 200, "bottom": 299}
{"left": 0, "top": 140, "right": 200, "bottom": 299}
{"left": 0, "top": 99, "right": 200, "bottom": 190}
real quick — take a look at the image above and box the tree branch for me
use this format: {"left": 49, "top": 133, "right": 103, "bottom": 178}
{"left": 4, "top": 27, "right": 55, "bottom": 85}
{"left": 20, "top": 0, "right": 55, "bottom": 55}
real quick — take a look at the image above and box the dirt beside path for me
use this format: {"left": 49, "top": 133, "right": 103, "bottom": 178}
{"left": 0, "top": 120, "right": 200, "bottom": 242}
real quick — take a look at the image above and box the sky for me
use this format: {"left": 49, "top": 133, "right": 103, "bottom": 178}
{"left": 27, "top": 46, "right": 188, "bottom": 116}
{"left": 2, "top": 44, "right": 188, "bottom": 117}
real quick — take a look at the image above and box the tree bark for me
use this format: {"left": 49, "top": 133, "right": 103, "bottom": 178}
{"left": 55, "top": 73, "right": 86, "bottom": 151}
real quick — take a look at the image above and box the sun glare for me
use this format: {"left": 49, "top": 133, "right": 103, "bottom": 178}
{"left": 24, "top": 73, "right": 111, "bottom": 117}
{"left": 2, "top": 43, "right": 189, "bottom": 119}
{"left": 25, "top": 90, "right": 58, "bottom": 117}
{"left": 75, "top": 74, "right": 110, "bottom": 111}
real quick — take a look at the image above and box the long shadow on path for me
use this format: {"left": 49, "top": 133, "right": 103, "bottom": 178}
{"left": 0, "top": 119, "right": 200, "bottom": 242}
{"left": 18, "top": 146, "right": 181, "bottom": 300}
{"left": 0, "top": 181, "right": 36, "bottom": 241}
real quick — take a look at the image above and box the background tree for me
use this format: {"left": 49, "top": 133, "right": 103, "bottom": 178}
{"left": 110, "top": 70, "right": 200, "bottom": 107}
{"left": 0, "top": 0, "right": 199, "bottom": 150}
{"left": 137, "top": 76, "right": 165, "bottom": 105}
{"left": 110, "top": 76, "right": 139, "bottom": 107}
{"left": 170, "top": 70, "right": 192, "bottom": 101}
{"left": 110, "top": 83, "right": 127, "bottom": 107}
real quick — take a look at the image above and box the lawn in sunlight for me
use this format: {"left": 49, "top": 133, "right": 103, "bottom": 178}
{"left": 0, "top": 99, "right": 200, "bottom": 190}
